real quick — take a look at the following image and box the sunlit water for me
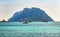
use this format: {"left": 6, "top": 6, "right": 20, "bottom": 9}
{"left": 0, "top": 22, "right": 60, "bottom": 37}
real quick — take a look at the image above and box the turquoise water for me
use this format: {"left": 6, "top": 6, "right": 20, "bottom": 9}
{"left": 0, "top": 22, "right": 60, "bottom": 37}
{"left": 0, "top": 26, "right": 60, "bottom": 33}
{"left": 0, "top": 22, "right": 60, "bottom": 33}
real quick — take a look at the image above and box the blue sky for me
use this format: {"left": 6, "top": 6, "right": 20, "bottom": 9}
{"left": 0, "top": 0, "right": 60, "bottom": 21}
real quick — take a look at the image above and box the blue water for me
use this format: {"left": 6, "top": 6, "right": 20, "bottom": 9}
{"left": 0, "top": 22, "right": 60, "bottom": 37}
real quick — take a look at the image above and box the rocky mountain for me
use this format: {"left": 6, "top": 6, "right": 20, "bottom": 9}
{"left": 8, "top": 7, "right": 53, "bottom": 22}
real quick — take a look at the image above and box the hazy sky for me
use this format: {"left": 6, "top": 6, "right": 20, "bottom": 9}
{"left": 0, "top": 0, "right": 60, "bottom": 21}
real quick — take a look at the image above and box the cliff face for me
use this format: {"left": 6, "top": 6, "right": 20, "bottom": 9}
{"left": 8, "top": 7, "right": 53, "bottom": 22}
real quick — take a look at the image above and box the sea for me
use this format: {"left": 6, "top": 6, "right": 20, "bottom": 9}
{"left": 0, "top": 22, "right": 60, "bottom": 37}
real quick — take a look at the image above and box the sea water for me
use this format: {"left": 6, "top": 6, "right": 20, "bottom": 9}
{"left": 0, "top": 22, "right": 60, "bottom": 37}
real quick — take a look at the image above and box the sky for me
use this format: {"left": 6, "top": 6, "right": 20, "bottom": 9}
{"left": 0, "top": 0, "right": 60, "bottom": 21}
